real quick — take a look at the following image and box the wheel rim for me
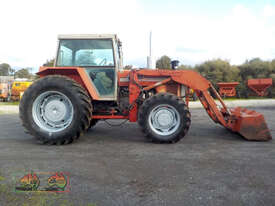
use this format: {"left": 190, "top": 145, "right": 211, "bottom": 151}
{"left": 148, "top": 104, "right": 181, "bottom": 136}
{"left": 32, "top": 91, "right": 74, "bottom": 133}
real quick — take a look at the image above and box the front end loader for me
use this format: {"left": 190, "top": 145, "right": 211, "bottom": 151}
{"left": 19, "top": 34, "right": 272, "bottom": 145}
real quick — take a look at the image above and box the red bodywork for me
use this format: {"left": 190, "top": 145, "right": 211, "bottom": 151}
{"left": 37, "top": 67, "right": 272, "bottom": 141}
{"left": 217, "top": 82, "right": 239, "bottom": 97}
{"left": 247, "top": 78, "right": 273, "bottom": 97}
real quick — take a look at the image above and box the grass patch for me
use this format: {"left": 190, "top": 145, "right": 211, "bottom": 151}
{"left": 0, "top": 184, "right": 96, "bottom": 206}
{"left": 0, "top": 176, "right": 96, "bottom": 206}
{"left": 0, "top": 102, "right": 19, "bottom": 106}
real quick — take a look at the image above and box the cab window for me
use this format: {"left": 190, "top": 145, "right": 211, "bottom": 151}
{"left": 57, "top": 39, "right": 114, "bottom": 67}
{"left": 86, "top": 68, "right": 115, "bottom": 96}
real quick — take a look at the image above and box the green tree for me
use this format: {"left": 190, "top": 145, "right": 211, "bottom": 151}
{"left": 177, "top": 64, "right": 193, "bottom": 70}
{"left": 15, "top": 68, "right": 32, "bottom": 79}
{"left": 124, "top": 65, "right": 133, "bottom": 70}
{"left": 0, "top": 63, "right": 13, "bottom": 76}
{"left": 43, "top": 58, "right": 55, "bottom": 67}
{"left": 271, "top": 59, "right": 275, "bottom": 73}
{"left": 270, "top": 73, "right": 275, "bottom": 83}
{"left": 156, "top": 55, "right": 171, "bottom": 69}
{"left": 238, "top": 58, "right": 272, "bottom": 80}
{"left": 195, "top": 59, "right": 241, "bottom": 87}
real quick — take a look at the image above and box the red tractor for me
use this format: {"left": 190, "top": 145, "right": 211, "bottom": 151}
{"left": 19, "top": 34, "right": 272, "bottom": 145}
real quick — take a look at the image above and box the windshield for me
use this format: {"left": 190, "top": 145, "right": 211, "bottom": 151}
{"left": 56, "top": 39, "right": 114, "bottom": 67}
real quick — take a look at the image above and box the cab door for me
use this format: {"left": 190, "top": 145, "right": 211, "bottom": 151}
{"left": 56, "top": 37, "right": 118, "bottom": 100}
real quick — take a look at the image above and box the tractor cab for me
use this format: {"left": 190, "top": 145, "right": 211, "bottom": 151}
{"left": 55, "top": 34, "right": 122, "bottom": 100}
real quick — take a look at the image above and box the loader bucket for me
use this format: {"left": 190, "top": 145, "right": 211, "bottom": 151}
{"left": 229, "top": 107, "right": 272, "bottom": 141}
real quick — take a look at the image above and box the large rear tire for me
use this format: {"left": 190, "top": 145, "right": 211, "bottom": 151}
{"left": 138, "top": 93, "right": 191, "bottom": 143}
{"left": 19, "top": 75, "right": 92, "bottom": 145}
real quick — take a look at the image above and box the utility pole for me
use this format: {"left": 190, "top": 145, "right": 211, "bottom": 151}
{"left": 147, "top": 31, "right": 155, "bottom": 69}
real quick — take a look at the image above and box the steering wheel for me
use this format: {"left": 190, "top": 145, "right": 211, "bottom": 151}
{"left": 99, "top": 58, "right": 107, "bottom": 66}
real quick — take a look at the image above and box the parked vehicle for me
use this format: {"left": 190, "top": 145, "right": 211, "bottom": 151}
{"left": 11, "top": 81, "right": 32, "bottom": 101}
{"left": 19, "top": 34, "right": 272, "bottom": 145}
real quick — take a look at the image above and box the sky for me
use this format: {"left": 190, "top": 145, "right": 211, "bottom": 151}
{"left": 0, "top": 0, "right": 275, "bottom": 72}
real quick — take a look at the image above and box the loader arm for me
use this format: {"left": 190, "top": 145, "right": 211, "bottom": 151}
{"left": 136, "top": 69, "right": 272, "bottom": 141}
{"left": 137, "top": 70, "right": 228, "bottom": 126}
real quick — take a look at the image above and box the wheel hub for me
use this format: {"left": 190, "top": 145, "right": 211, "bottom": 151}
{"left": 44, "top": 100, "right": 67, "bottom": 123}
{"left": 32, "top": 91, "right": 74, "bottom": 133}
{"left": 155, "top": 110, "right": 174, "bottom": 128}
{"left": 148, "top": 104, "right": 181, "bottom": 136}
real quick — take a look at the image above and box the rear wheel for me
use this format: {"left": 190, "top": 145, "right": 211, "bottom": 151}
{"left": 20, "top": 75, "right": 92, "bottom": 145}
{"left": 138, "top": 93, "right": 191, "bottom": 143}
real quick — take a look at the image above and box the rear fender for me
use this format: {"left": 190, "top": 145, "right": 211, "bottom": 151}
{"left": 37, "top": 67, "right": 100, "bottom": 100}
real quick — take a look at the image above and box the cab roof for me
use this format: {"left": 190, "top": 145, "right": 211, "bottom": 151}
{"left": 58, "top": 34, "right": 117, "bottom": 40}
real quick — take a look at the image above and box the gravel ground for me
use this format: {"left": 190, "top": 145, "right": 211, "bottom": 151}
{"left": 0, "top": 107, "right": 274, "bottom": 206}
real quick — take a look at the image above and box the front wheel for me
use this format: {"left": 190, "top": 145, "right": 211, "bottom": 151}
{"left": 138, "top": 93, "right": 191, "bottom": 143}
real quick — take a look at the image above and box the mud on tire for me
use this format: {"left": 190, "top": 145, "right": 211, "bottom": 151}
{"left": 138, "top": 93, "right": 191, "bottom": 143}
{"left": 19, "top": 75, "right": 92, "bottom": 145}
